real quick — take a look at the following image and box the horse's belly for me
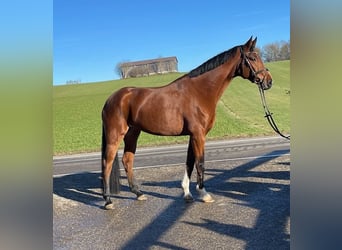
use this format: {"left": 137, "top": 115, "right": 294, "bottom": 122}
{"left": 135, "top": 111, "right": 185, "bottom": 136}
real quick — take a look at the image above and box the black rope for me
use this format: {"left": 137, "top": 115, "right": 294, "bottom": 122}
{"left": 258, "top": 85, "right": 290, "bottom": 140}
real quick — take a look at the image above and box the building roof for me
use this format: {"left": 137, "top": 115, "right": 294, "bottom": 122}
{"left": 120, "top": 56, "right": 178, "bottom": 67}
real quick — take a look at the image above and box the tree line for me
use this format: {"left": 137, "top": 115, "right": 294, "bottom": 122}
{"left": 258, "top": 40, "right": 290, "bottom": 62}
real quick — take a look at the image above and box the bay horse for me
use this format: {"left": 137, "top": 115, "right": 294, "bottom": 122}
{"left": 101, "top": 37, "right": 272, "bottom": 209}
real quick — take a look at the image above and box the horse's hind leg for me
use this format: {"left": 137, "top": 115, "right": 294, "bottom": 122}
{"left": 122, "top": 127, "right": 146, "bottom": 200}
{"left": 102, "top": 123, "right": 128, "bottom": 209}
{"left": 102, "top": 143, "right": 121, "bottom": 209}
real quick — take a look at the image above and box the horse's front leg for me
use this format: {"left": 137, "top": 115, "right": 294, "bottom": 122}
{"left": 182, "top": 138, "right": 195, "bottom": 202}
{"left": 195, "top": 158, "right": 214, "bottom": 203}
{"left": 191, "top": 135, "right": 214, "bottom": 203}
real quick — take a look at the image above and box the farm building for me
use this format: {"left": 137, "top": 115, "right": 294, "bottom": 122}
{"left": 119, "top": 56, "right": 178, "bottom": 78}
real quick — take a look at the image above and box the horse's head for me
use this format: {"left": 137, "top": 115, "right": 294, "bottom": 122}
{"left": 238, "top": 37, "right": 273, "bottom": 90}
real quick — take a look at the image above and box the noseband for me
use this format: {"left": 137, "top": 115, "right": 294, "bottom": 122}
{"left": 239, "top": 47, "right": 269, "bottom": 85}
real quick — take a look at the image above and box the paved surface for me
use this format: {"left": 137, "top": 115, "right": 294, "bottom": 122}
{"left": 53, "top": 137, "right": 290, "bottom": 249}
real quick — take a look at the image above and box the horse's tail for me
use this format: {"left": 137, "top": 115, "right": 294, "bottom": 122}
{"left": 102, "top": 124, "right": 121, "bottom": 194}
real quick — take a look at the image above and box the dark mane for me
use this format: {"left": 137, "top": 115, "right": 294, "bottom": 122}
{"left": 188, "top": 46, "right": 239, "bottom": 78}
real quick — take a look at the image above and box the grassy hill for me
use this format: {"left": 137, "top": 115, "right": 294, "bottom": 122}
{"left": 53, "top": 60, "right": 290, "bottom": 155}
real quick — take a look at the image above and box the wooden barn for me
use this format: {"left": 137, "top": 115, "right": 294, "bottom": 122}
{"left": 119, "top": 56, "right": 178, "bottom": 78}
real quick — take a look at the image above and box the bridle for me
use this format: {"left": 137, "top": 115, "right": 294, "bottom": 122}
{"left": 239, "top": 47, "right": 290, "bottom": 140}
{"left": 240, "top": 47, "right": 269, "bottom": 85}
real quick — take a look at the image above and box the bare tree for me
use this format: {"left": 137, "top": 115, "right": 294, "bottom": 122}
{"left": 262, "top": 43, "right": 279, "bottom": 62}
{"left": 279, "top": 40, "right": 290, "bottom": 60}
{"left": 115, "top": 62, "right": 125, "bottom": 78}
{"left": 262, "top": 40, "right": 290, "bottom": 62}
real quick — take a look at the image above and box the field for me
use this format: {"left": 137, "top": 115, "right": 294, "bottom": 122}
{"left": 53, "top": 60, "right": 290, "bottom": 155}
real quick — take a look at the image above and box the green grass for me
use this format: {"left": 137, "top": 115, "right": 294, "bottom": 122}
{"left": 53, "top": 61, "right": 290, "bottom": 155}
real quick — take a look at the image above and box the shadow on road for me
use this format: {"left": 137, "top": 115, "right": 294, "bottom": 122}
{"left": 186, "top": 150, "right": 290, "bottom": 249}
{"left": 53, "top": 149, "right": 290, "bottom": 249}
{"left": 53, "top": 171, "right": 141, "bottom": 209}
{"left": 53, "top": 172, "right": 103, "bottom": 208}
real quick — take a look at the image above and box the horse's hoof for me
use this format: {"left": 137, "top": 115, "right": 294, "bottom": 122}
{"left": 201, "top": 194, "right": 215, "bottom": 203}
{"left": 104, "top": 202, "right": 114, "bottom": 210}
{"left": 184, "top": 194, "right": 194, "bottom": 203}
{"left": 137, "top": 194, "right": 147, "bottom": 201}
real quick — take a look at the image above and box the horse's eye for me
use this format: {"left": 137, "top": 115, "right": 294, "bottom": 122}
{"left": 249, "top": 57, "right": 256, "bottom": 61}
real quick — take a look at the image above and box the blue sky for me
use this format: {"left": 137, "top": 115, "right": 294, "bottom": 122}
{"left": 53, "top": 0, "right": 289, "bottom": 85}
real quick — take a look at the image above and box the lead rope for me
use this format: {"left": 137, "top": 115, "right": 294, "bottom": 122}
{"left": 258, "top": 85, "right": 290, "bottom": 140}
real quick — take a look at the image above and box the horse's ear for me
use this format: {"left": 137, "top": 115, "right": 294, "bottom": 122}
{"left": 251, "top": 37, "right": 257, "bottom": 51}
{"left": 243, "top": 36, "right": 254, "bottom": 52}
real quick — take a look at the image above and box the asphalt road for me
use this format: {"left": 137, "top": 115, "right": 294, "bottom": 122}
{"left": 53, "top": 136, "right": 290, "bottom": 249}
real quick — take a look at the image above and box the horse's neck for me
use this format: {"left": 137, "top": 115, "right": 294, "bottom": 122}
{"left": 192, "top": 59, "right": 240, "bottom": 104}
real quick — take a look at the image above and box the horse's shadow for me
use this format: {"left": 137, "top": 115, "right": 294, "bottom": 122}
{"left": 53, "top": 172, "right": 140, "bottom": 209}
{"left": 53, "top": 172, "right": 182, "bottom": 209}
{"left": 54, "top": 172, "right": 101, "bottom": 208}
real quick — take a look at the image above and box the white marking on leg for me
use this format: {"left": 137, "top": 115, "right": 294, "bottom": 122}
{"left": 182, "top": 169, "right": 193, "bottom": 202}
{"left": 196, "top": 184, "right": 214, "bottom": 203}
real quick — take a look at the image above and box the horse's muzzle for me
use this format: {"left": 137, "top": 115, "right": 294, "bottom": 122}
{"left": 261, "top": 79, "right": 272, "bottom": 90}
{"left": 259, "top": 70, "right": 273, "bottom": 90}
